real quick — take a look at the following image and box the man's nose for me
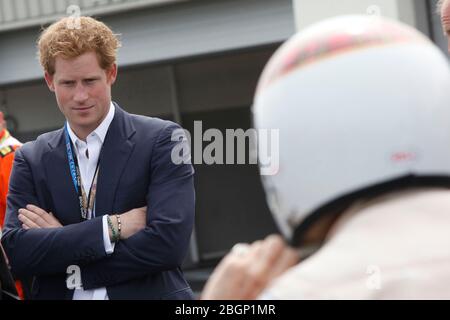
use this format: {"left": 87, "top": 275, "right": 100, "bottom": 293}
{"left": 73, "top": 84, "right": 89, "bottom": 103}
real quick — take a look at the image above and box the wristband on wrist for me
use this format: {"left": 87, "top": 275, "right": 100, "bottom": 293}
{"left": 107, "top": 215, "right": 118, "bottom": 243}
{"left": 115, "top": 214, "right": 122, "bottom": 240}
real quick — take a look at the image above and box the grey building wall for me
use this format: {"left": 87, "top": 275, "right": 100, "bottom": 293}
{"left": 0, "top": 0, "right": 295, "bottom": 86}
{"left": 0, "top": 0, "right": 186, "bottom": 32}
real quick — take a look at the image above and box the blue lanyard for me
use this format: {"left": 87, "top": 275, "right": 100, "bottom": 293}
{"left": 64, "top": 123, "right": 101, "bottom": 220}
{"left": 64, "top": 123, "right": 79, "bottom": 192}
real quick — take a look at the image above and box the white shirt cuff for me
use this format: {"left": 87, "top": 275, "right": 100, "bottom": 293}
{"left": 102, "top": 215, "right": 115, "bottom": 254}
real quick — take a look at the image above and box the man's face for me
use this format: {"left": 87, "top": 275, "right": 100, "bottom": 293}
{"left": 44, "top": 51, "right": 117, "bottom": 137}
{"left": 441, "top": 0, "right": 450, "bottom": 53}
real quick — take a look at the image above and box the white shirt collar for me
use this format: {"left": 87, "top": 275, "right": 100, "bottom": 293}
{"left": 67, "top": 102, "right": 115, "bottom": 145}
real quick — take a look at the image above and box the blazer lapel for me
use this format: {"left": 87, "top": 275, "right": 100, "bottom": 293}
{"left": 94, "top": 105, "right": 136, "bottom": 217}
{"left": 43, "top": 129, "right": 83, "bottom": 224}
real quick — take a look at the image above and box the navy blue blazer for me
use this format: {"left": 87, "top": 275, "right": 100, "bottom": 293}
{"left": 1, "top": 103, "right": 195, "bottom": 300}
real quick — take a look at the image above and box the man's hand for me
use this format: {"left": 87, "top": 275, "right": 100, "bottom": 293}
{"left": 108, "top": 206, "right": 147, "bottom": 240}
{"left": 18, "top": 204, "right": 63, "bottom": 229}
{"left": 201, "top": 234, "right": 300, "bottom": 300}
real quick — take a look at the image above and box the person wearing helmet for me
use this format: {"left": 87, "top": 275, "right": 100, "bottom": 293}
{"left": 202, "top": 15, "right": 450, "bottom": 299}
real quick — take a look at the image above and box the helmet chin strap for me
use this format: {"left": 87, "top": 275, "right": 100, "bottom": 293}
{"left": 289, "top": 200, "right": 348, "bottom": 251}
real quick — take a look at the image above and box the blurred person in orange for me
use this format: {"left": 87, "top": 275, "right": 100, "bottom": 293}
{"left": 0, "top": 111, "right": 23, "bottom": 299}
{"left": 0, "top": 111, "right": 22, "bottom": 228}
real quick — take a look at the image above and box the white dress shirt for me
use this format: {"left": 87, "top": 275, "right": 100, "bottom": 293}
{"left": 66, "top": 102, "right": 115, "bottom": 300}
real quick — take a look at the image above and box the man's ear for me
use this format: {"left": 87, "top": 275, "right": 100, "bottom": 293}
{"left": 106, "top": 64, "right": 118, "bottom": 85}
{"left": 44, "top": 72, "right": 55, "bottom": 92}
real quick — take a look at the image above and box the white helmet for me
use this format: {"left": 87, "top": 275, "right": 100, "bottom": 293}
{"left": 253, "top": 15, "right": 450, "bottom": 247}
